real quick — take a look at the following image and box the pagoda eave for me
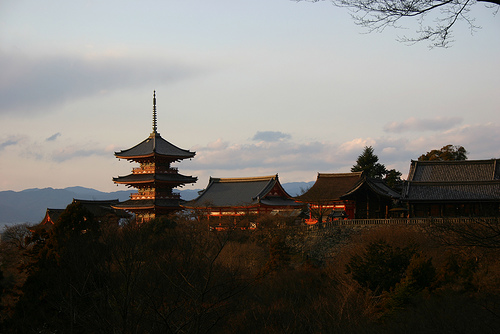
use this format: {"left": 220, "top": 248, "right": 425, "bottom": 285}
{"left": 115, "top": 153, "right": 194, "bottom": 159}
{"left": 113, "top": 180, "right": 197, "bottom": 187}
{"left": 113, "top": 174, "right": 197, "bottom": 183}
{"left": 115, "top": 154, "right": 192, "bottom": 162}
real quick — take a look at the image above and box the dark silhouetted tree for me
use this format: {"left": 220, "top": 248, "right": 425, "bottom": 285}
{"left": 385, "top": 168, "right": 403, "bottom": 191}
{"left": 0, "top": 223, "right": 33, "bottom": 323}
{"left": 418, "top": 144, "right": 468, "bottom": 161}
{"left": 8, "top": 202, "right": 104, "bottom": 333}
{"left": 346, "top": 240, "right": 416, "bottom": 294}
{"left": 262, "top": 236, "right": 291, "bottom": 273}
{"left": 388, "top": 254, "right": 436, "bottom": 309}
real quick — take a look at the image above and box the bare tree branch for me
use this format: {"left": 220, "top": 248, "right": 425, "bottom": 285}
{"left": 426, "top": 218, "right": 500, "bottom": 249}
{"left": 295, "top": 0, "right": 498, "bottom": 47}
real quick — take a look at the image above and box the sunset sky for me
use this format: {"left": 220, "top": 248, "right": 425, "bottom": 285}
{"left": 1, "top": 0, "right": 499, "bottom": 193}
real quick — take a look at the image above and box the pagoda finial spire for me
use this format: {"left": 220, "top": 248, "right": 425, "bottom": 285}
{"left": 152, "top": 90, "right": 158, "bottom": 135}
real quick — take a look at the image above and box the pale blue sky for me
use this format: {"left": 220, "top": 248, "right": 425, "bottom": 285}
{"left": 1, "top": 0, "right": 499, "bottom": 192}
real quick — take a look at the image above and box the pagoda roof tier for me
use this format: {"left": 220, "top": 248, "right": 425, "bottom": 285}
{"left": 115, "top": 132, "right": 195, "bottom": 161}
{"left": 113, "top": 173, "right": 197, "bottom": 185}
{"left": 112, "top": 198, "right": 183, "bottom": 210}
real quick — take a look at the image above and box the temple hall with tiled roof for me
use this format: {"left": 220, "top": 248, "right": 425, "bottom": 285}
{"left": 295, "top": 172, "right": 400, "bottom": 221}
{"left": 402, "top": 159, "right": 500, "bottom": 217}
{"left": 184, "top": 174, "right": 302, "bottom": 218}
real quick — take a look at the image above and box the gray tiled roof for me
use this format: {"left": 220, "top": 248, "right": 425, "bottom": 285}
{"left": 405, "top": 182, "right": 500, "bottom": 201}
{"left": 407, "top": 159, "right": 500, "bottom": 182}
{"left": 115, "top": 133, "right": 195, "bottom": 160}
{"left": 342, "top": 177, "right": 401, "bottom": 199}
{"left": 295, "top": 172, "right": 364, "bottom": 202}
{"left": 404, "top": 159, "right": 500, "bottom": 201}
{"left": 185, "top": 175, "right": 301, "bottom": 208}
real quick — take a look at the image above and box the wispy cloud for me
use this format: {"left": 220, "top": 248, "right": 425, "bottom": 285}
{"left": 0, "top": 135, "right": 26, "bottom": 151}
{"left": 0, "top": 51, "right": 207, "bottom": 115}
{"left": 384, "top": 116, "right": 463, "bottom": 133}
{"left": 252, "top": 131, "right": 291, "bottom": 142}
{"left": 189, "top": 138, "right": 361, "bottom": 174}
{"left": 45, "top": 132, "right": 61, "bottom": 142}
{"left": 50, "top": 145, "right": 109, "bottom": 162}
{"left": 0, "top": 139, "right": 18, "bottom": 151}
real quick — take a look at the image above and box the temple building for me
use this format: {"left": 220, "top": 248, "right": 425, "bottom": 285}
{"left": 402, "top": 159, "right": 500, "bottom": 217}
{"left": 295, "top": 172, "right": 400, "bottom": 222}
{"left": 40, "top": 208, "right": 65, "bottom": 227}
{"left": 37, "top": 199, "right": 130, "bottom": 230}
{"left": 184, "top": 174, "right": 303, "bottom": 220}
{"left": 112, "top": 92, "right": 197, "bottom": 222}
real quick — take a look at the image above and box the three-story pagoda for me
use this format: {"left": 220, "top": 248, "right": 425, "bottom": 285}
{"left": 112, "top": 92, "right": 197, "bottom": 222}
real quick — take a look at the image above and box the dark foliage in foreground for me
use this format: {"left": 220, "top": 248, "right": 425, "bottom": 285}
{"left": 2, "top": 210, "right": 500, "bottom": 333}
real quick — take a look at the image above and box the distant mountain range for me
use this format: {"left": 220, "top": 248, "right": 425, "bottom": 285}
{"left": 0, "top": 182, "right": 313, "bottom": 228}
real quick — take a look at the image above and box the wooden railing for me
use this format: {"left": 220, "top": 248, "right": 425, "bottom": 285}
{"left": 132, "top": 166, "right": 178, "bottom": 174}
{"left": 130, "top": 193, "right": 181, "bottom": 200}
{"left": 297, "top": 217, "right": 500, "bottom": 231}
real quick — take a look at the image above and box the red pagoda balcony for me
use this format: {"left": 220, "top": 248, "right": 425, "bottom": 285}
{"left": 130, "top": 192, "right": 181, "bottom": 200}
{"left": 132, "top": 166, "right": 179, "bottom": 174}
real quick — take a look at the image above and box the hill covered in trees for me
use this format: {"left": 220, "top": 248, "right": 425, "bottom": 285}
{"left": 1, "top": 206, "right": 499, "bottom": 333}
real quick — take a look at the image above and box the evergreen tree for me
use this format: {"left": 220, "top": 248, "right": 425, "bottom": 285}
{"left": 346, "top": 240, "right": 416, "bottom": 294}
{"left": 384, "top": 168, "right": 403, "bottom": 192}
{"left": 351, "top": 146, "right": 387, "bottom": 179}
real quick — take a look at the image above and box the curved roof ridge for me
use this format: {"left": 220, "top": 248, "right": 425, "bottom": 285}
{"left": 255, "top": 177, "right": 278, "bottom": 199}
{"left": 342, "top": 178, "right": 400, "bottom": 199}
{"left": 410, "top": 159, "right": 498, "bottom": 165}
{"left": 410, "top": 180, "right": 500, "bottom": 185}
{"left": 318, "top": 172, "right": 363, "bottom": 178}
{"left": 211, "top": 175, "right": 277, "bottom": 183}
